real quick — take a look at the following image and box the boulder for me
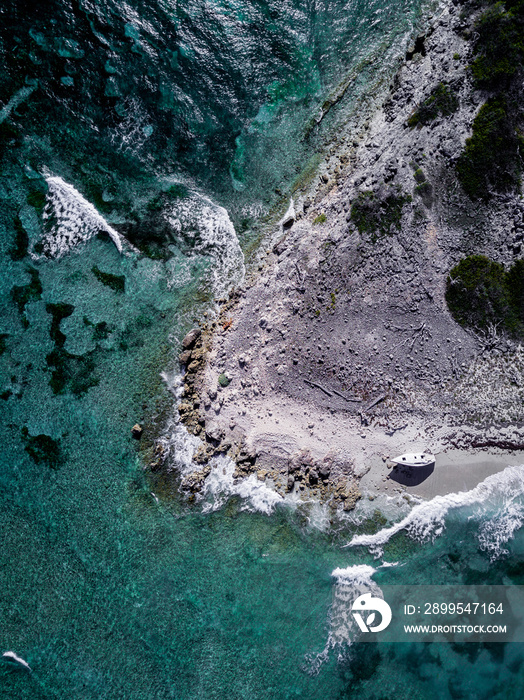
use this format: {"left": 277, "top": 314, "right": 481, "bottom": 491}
{"left": 179, "top": 350, "right": 192, "bottom": 364}
{"left": 131, "top": 424, "right": 143, "bottom": 439}
{"left": 309, "top": 469, "right": 319, "bottom": 485}
{"left": 181, "top": 328, "right": 201, "bottom": 349}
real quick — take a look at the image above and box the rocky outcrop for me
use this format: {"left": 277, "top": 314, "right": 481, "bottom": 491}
{"left": 173, "top": 0, "right": 524, "bottom": 506}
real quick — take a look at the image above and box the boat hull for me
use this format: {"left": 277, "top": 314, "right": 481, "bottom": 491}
{"left": 391, "top": 452, "right": 435, "bottom": 468}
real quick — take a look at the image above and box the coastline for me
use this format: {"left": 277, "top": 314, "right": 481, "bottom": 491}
{"left": 360, "top": 449, "right": 524, "bottom": 500}
{"left": 167, "top": 0, "right": 524, "bottom": 510}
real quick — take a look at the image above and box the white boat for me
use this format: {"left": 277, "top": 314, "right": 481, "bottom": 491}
{"left": 391, "top": 452, "right": 435, "bottom": 467}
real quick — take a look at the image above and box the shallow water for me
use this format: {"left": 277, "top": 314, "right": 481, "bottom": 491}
{"left": 2, "top": 0, "right": 524, "bottom": 698}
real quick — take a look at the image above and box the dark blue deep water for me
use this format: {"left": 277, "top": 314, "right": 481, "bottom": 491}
{"left": 2, "top": 0, "right": 524, "bottom": 697}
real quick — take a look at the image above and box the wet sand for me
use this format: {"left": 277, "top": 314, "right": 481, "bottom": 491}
{"left": 360, "top": 449, "right": 524, "bottom": 500}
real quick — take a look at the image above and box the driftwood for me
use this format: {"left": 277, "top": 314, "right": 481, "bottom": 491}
{"left": 362, "top": 393, "right": 387, "bottom": 413}
{"left": 385, "top": 423, "right": 408, "bottom": 436}
{"left": 332, "top": 388, "right": 362, "bottom": 403}
{"left": 303, "top": 379, "right": 332, "bottom": 397}
{"left": 470, "top": 438, "right": 524, "bottom": 451}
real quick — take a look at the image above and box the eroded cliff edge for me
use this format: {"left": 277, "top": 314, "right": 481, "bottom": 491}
{"left": 171, "top": 0, "right": 524, "bottom": 506}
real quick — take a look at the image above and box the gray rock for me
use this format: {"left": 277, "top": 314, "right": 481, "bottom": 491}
{"left": 131, "top": 424, "right": 143, "bottom": 439}
{"left": 182, "top": 328, "right": 201, "bottom": 349}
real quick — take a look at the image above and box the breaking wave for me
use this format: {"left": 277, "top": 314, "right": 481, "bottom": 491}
{"left": 37, "top": 174, "right": 125, "bottom": 258}
{"left": 347, "top": 465, "right": 524, "bottom": 559}
{"left": 166, "top": 192, "right": 245, "bottom": 299}
{"left": 306, "top": 564, "right": 387, "bottom": 675}
{"left": 201, "top": 456, "right": 283, "bottom": 516}
{"left": 160, "top": 370, "right": 281, "bottom": 515}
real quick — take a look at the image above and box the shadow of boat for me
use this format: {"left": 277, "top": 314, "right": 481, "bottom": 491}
{"left": 388, "top": 461, "right": 435, "bottom": 486}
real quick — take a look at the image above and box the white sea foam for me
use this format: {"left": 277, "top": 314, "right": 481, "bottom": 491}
{"left": 478, "top": 500, "right": 524, "bottom": 561}
{"left": 2, "top": 651, "right": 31, "bottom": 671}
{"left": 166, "top": 192, "right": 245, "bottom": 298}
{"left": 306, "top": 564, "right": 384, "bottom": 674}
{"left": 160, "top": 370, "right": 201, "bottom": 477}
{"left": 347, "top": 465, "right": 524, "bottom": 558}
{"left": 161, "top": 370, "right": 282, "bottom": 515}
{"left": 202, "top": 456, "right": 283, "bottom": 516}
{"left": 36, "top": 174, "right": 124, "bottom": 259}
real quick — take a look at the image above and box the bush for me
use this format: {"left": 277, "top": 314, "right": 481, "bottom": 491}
{"left": 456, "top": 97, "right": 521, "bottom": 199}
{"left": 470, "top": 1, "right": 524, "bottom": 88}
{"left": 218, "top": 373, "right": 230, "bottom": 387}
{"left": 407, "top": 83, "right": 459, "bottom": 127}
{"left": 313, "top": 213, "right": 326, "bottom": 225}
{"left": 350, "top": 188, "right": 411, "bottom": 240}
{"left": 445, "top": 254, "right": 524, "bottom": 335}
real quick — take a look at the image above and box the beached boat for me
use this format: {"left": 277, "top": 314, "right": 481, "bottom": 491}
{"left": 391, "top": 452, "right": 435, "bottom": 467}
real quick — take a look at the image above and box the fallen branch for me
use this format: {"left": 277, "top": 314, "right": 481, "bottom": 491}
{"left": 385, "top": 423, "right": 408, "bottom": 436}
{"left": 362, "top": 393, "right": 387, "bottom": 413}
{"left": 304, "top": 379, "right": 332, "bottom": 397}
{"left": 332, "top": 388, "right": 362, "bottom": 403}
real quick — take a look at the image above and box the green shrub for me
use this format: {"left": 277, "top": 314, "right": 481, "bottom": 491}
{"left": 407, "top": 83, "right": 459, "bottom": 127}
{"left": 445, "top": 254, "right": 522, "bottom": 335}
{"left": 350, "top": 188, "right": 411, "bottom": 240}
{"left": 456, "top": 97, "right": 521, "bottom": 199}
{"left": 218, "top": 373, "right": 230, "bottom": 387}
{"left": 313, "top": 213, "right": 326, "bottom": 225}
{"left": 413, "top": 168, "right": 426, "bottom": 183}
{"left": 470, "top": 1, "right": 524, "bottom": 87}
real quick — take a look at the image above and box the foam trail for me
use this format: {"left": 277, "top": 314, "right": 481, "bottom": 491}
{"left": 0, "top": 85, "right": 37, "bottom": 125}
{"left": 306, "top": 564, "right": 383, "bottom": 674}
{"left": 347, "top": 465, "right": 524, "bottom": 558}
{"left": 37, "top": 174, "right": 124, "bottom": 258}
{"left": 2, "top": 651, "right": 31, "bottom": 671}
{"left": 329, "top": 565, "right": 385, "bottom": 649}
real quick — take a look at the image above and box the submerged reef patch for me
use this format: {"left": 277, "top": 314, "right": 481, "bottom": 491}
{"left": 92, "top": 266, "right": 126, "bottom": 293}
{"left": 45, "top": 303, "right": 99, "bottom": 396}
{"left": 22, "top": 430, "right": 62, "bottom": 469}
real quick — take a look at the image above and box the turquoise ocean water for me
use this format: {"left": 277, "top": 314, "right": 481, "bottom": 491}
{"left": 1, "top": 0, "right": 524, "bottom": 697}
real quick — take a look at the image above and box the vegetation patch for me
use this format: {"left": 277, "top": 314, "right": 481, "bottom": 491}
{"left": 92, "top": 266, "right": 125, "bottom": 293}
{"left": 23, "top": 431, "right": 62, "bottom": 469}
{"left": 407, "top": 82, "right": 459, "bottom": 127}
{"left": 350, "top": 188, "right": 411, "bottom": 240}
{"left": 445, "top": 254, "right": 524, "bottom": 336}
{"left": 470, "top": 1, "right": 524, "bottom": 88}
{"left": 456, "top": 97, "right": 521, "bottom": 199}
{"left": 313, "top": 213, "right": 326, "bottom": 225}
{"left": 218, "top": 373, "right": 230, "bottom": 387}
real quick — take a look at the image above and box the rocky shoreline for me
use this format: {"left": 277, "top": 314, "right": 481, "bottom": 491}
{"left": 166, "top": 0, "right": 524, "bottom": 508}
